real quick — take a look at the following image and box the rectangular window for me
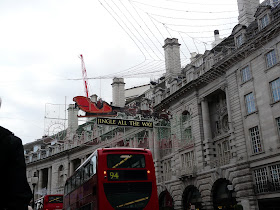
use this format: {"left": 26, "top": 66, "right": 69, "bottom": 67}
{"left": 182, "top": 152, "right": 193, "bottom": 167}
{"left": 181, "top": 151, "right": 195, "bottom": 176}
{"left": 157, "top": 126, "right": 171, "bottom": 141}
{"left": 260, "top": 14, "right": 269, "bottom": 29}
{"left": 273, "top": 0, "right": 279, "bottom": 7}
{"left": 184, "top": 127, "right": 192, "bottom": 140}
{"left": 241, "top": 66, "right": 252, "bottom": 83}
{"left": 266, "top": 50, "right": 277, "bottom": 68}
{"left": 270, "top": 78, "right": 280, "bottom": 102}
{"left": 254, "top": 167, "right": 268, "bottom": 193}
{"left": 269, "top": 164, "right": 280, "bottom": 190}
{"left": 254, "top": 163, "right": 280, "bottom": 194}
{"left": 245, "top": 93, "right": 256, "bottom": 114}
{"left": 216, "top": 140, "right": 231, "bottom": 166}
{"left": 236, "top": 34, "right": 243, "bottom": 47}
{"left": 250, "top": 126, "right": 262, "bottom": 154}
{"left": 163, "top": 159, "right": 172, "bottom": 181}
{"left": 276, "top": 117, "right": 280, "bottom": 135}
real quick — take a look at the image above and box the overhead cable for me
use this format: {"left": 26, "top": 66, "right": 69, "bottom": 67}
{"left": 144, "top": 12, "right": 238, "bottom": 21}
{"left": 98, "top": 0, "right": 147, "bottom": 59}
{"left": 100, "top": 0, "right": 154, "bottom": 59}
{"left": 118, "top": 0, "right": 165, "bottom": 59}
{"left": 128, "top": 0, "right": 166, "bottom": 49}
{"left": 106, "top": 0, "right": 162, "bottom": 60}
{"left": 131, "top": 0, "right": 238, "bottom": 13}
{"left": 144, "top": 0, "right": 236, "bottom": 6}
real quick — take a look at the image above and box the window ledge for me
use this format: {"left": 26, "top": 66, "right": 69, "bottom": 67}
{"left": 259, "top": 25, "right": 268, "bottom": 31}
{"left": 270, "top": 100, "right": 280, "bottom": 107}
{"left": 240, "top": 77, "right": 254, "bottom": 87}
{"left": 265, "top": 62, "right": 280, "bottom": 73}
{"left": 245, "top": 110, "right": 258, "bottom": 118}
{"left": 250, "top": 151, "right": 265, "bottom": 157}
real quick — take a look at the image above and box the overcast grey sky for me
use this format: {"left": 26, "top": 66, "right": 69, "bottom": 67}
{"left": 0, "top": 0, "right": 244, "bottom": 144}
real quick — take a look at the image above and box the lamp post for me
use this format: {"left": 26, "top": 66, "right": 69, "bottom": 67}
{"left": 31, "top": 174, "right": 38, "bottom": 209}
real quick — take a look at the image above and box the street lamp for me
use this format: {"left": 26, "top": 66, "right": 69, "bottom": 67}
{"left": 31, "top": 173, "right": 38, "bottom": 209}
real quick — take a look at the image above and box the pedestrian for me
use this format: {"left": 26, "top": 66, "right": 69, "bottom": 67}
{"left": 0, "top": 97, "right": 33, "bottom": 210}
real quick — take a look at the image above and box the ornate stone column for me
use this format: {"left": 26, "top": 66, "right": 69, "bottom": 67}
{"left": 81, "top": 156, "right": 86, "bottom": 164}
{"left": 224, "top": 85, "right": 233, "bottom": 132}
{"left": 47, "top": 166, "right": 52, "bottom": 194}
{"left": 153, "top": 126, "right": 160, "bottom": 161}
{"left": 69, "top": 160, "right": 74, "bottom": 176}
{"left": 38, "top": 169, "right": 43, "bottom": 196}
{"left": 148, "top": 129, "right": 154, "bottom": 157}
{"left": 223, "top": 84, "right": 237, "bottom": 162}
{"left": 201, "top": 98, "right": 211, "bottom": 141}
{"left": 133, "top": 137, "right": 138, "bottom": 148}
{"left": 201, "top": 97, "right": 214, "bottom": 168}
{"left": 153, "top": 126, "right": 162, "bottom": 184}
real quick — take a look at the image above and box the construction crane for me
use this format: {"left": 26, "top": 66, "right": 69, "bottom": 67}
{"left": 80, "top": 54, "right": 89, "bottom": 98}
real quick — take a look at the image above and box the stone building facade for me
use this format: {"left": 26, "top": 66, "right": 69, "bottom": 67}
{"left": 152, "top": 1, "right": 280, "bottom": 209}
{"left": 24, "top": 0, "right": 280, "bottom": 209}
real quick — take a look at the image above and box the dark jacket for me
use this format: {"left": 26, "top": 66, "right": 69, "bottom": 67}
{"left": 0, "top": 126, "right": 32, "bottom": 210}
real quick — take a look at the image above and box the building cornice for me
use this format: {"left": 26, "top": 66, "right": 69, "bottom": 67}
{"left": 26, "top": 143, "right": 89, "bottom": 167}
{"left": 154, "top": 15, "right": 280, "bottom": 111}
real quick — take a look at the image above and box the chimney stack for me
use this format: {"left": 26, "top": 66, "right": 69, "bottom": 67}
{"left": 190, "top": 52, "right": 198, "bottom": 62}
{"left": 112, "top": 78, "right": 125, "bottom": 107}
{"left": 237, "top": 0, "right": 260, "bottom": 26}
{"left": 163, "top": 38, "right": 181, "bottom": 78}
{"left": 67, "top": 104, "right": 78, "bottom": 139}
{"left": 211, "top": 30, "right": 223, "bottom": 48}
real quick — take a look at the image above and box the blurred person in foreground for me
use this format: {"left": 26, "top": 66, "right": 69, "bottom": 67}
{"left": 0, "top": 97, "right": 32, "bottom": 210}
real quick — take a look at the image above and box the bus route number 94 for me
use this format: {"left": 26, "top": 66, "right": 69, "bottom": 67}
{"left": 110, "top": 172, "right": 119, "bottom": 180}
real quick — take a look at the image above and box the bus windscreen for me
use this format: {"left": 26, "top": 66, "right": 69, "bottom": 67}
{"left": 104, "top": 182, "right": 152, "bottom": 209}
{"left": 107, "top": 154, "right": 145, "bottom": 168}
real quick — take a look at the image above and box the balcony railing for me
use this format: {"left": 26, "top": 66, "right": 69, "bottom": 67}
{"left": 178, "top": 140, "right": 194, "bottom": 150}
{"left": 157, "top": 176, "right": 164, "bottom": 184}
{"left": 178, "top": 164, "right": 197, "bottom": 179}
{"left": 160, "top": 148, "right": 172, "bottom": 158}
{"left": 163, "top": 171, "right": 172, "bottom": 182}
{"left": 209, "top": 155, "right": 231, "bottom": 168}
{"left": 254, "top": 181, "right": 280, "bottom": 194}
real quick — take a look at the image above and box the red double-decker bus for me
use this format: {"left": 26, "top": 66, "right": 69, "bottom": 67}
{"left": 35, "top": 194, "right": 63, "bottom": 210}
{"left": 63, "top": 148, "right": 159, "bottom": 210}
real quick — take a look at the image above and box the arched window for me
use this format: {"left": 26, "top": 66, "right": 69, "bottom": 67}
{"left": 182, "top": 111, "right": 191, "bottom": 123}
{"left": 159, "top": 190, "right": 174, "bottom": 210}
{"left": 182, "top": 186, "right": 202, "bottom": 210}
{"left": 212, "top": 178, "right": 237, "bottom": 210}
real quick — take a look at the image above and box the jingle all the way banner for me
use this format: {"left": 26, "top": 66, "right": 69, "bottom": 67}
{"left": 97, "top": 117, "right": 153, "bottom": 128}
